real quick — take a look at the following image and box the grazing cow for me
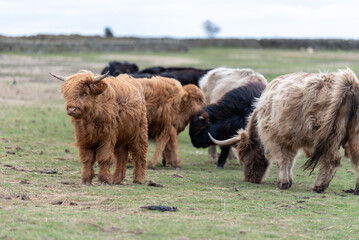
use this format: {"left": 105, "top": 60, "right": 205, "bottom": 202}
{"left": 190, "top": 81, "right": 267, "bottom": 169}
{"left": 197, "top": 67, "right": 268, "bottom": 162}
{"left": 51, "top": 70, "right": 148, "bottom": 185}
{"left": 139, "top": 66, "right": 210, "bottom": 86}
{"left": 211, "top": 69, "right": 359, "bottom": 194}
{"left": 162, "top": 84, "right": 207, "bottom": 167}
{"left": 117, "top": 74, "right": 184, "bottom": 169}
{"left": 101, "top": 61, "right": 139, "bottom": 76}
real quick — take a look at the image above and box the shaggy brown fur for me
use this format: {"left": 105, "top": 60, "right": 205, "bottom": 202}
{"left": 117, "top": 74, "right": 184, "bottom": 169}
{"left": 57, "top": 70, "right": 148, "bottom": 185}
{"left": 229, "top": 69, "right": 359, "bottom": 194}
{"left": 162, "top": 84, "right": 206, "bottom": 167}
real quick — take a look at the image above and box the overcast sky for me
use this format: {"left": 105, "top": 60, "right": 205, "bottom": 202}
{"left": 1, "top": 0, "right": 359, "bottom": 39}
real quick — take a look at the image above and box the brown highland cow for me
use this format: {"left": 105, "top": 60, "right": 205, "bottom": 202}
{"left": 117, "top": 74, "right": 204, "bottom": 169}
{"left": 161, "top": 84, "right": 206, "bottom": 168}
{"left": 51, "top": 70, "right": 148, "bottom": 185}
{"left": 211, "top": 68, "right": 359, "bottom": 194}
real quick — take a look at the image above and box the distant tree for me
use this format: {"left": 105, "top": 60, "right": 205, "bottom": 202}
{"left": 202, "top": 20, "right": 221, "bottom": 38}
{"left": 104, "top": 27, "right": 114, "bottom": 38}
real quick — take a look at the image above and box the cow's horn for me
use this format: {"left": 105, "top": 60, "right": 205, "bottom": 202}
{"left": 94, "top": 71, "right": 109, "bottom": 84}
{"left": 208, "top": 133, "right": 238, "bottom": 146}
{"left": 50, "top": 72, "right": 67, "bottom": 81}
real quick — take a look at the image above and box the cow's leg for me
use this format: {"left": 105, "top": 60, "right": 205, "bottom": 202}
{"left": 131, "top": 116, "right": 148, "bottom": 184}
{"left": 348, "top": 145, "right": 359, "bottom": 195}
{"left": 312, "top": 151, "right": 341, "bottom": 193}
{"left": 345, "top": 132, "right": 359, "bottom": 195}
{"left": 131, "top": 141, "right": 148, "bottom": 184}
{"left": 353, "top": 158, "right": 359, "bottom": 195}
{"left": 148, "top": 127, "right": 171, "bottom": 169}
{"left": 216, "top": 146, "right": 230, "bottom": 169}
{"left": 79, "top": 147, "right": 96, "bottom": 185}
{"left": 275, "top": 148, "right": 296, "bottom": 189}
{"left": 112, "top": 146, "right": 128, "bottom": 185}
{"left": 161, "top": 126, "right": 180, "bottom": 168}
{"left": 287, "top": 157, "right": 296, "bottom": 187}
{"left": 162, "top": 143, "right": 170, "bottom": 166}
{"left": 96, "top": 141, "right": 113, "bottom": 185}
{"left": 208, "top": 145, "right": 217, "bottom": 160}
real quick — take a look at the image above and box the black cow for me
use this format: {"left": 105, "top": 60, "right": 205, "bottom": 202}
{"left": 139, "top": 66, "right": 210, "bottom": 86}
{"left": 101, "top": 61, "right": 139, "bottom": 76}
{"left": 129, "top": 72, "right": 178, "bottom": 80}
{"left": 189, "top": 81, "right": 266, "bottom": 169}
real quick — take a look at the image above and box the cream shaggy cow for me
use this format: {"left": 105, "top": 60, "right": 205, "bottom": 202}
{"left": 211, "top": 69, "right": 359, "bottom": 194}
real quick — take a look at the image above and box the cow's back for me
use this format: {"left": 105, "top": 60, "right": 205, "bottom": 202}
{"left": 134, "top": 76, "right": 183, "bottom": 137}
{"left": 199, "top": 67, "right": 266, "bottom": 104}
{"left": 256, "top": 72, "right": 340, "bottom": 148}
{"left": 100, "top": 76, "right": 146, "bottom": 144}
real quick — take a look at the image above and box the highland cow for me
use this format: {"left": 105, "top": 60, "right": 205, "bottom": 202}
{"left": 161, "top": 84, "right": 206, "bottom": 167}
{"left": 139, "top": 66, "right": 210, "bottom": 86}
{"left": 190, "top": 81, "right": 266, "bottom": 169}
{"left": 117, "top": 74, "right": 184, "bottom": 169}
{"left": 197, "top": 67, "right": 268, "bottom": 163}
{"left": 211, "top": 69, "right": 359, "bottom": 194}
{"left": 101, "top": 61, "right": 139, "bottom": 76}
{"left": 51, "top": 70, "right": 148, "bottom": 185}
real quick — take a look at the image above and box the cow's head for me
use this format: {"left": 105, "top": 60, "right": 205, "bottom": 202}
{"left": 181, "top": 84, "right": 206, "bottom": 115}
{"left": 189, "top": 110, "right": 212, "bottom": 148}
{"left": 51, "top": 70, "right": 109, "bottom": 119}
{"left": 208, "top": 110, "right": 270, "bottom": 183}
{"left": 101, "top": 61, "right": 139, "bottom": 77}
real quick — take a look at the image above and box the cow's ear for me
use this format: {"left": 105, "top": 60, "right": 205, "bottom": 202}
{"left": 182, "top": 91, "right": 189, "bottom": 102}
{"left": 89, "top": 82, "right": 108, "bottom": 95}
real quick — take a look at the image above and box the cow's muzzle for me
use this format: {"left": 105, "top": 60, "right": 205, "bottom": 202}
{"left": 67, "top": 107, "right": 82, "bottom": 118}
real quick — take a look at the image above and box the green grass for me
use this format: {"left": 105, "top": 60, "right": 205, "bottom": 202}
{"left": 1, "top": 48, "right": 359, "bottom": 239}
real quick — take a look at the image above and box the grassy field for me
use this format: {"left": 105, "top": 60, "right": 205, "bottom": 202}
{"left": 1, "top": 48, "right": 359, "bottom": 239}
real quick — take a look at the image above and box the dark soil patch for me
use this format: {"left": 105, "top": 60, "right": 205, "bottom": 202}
{"left": 140, "top": 205, "right": 178, "bottom": 212}
{"left": 342, "top": 189, "right": 354, "bottom": 193}
{"left": 148, "top": 180, "right": 164, "bottom": 187}
{"left": 3, "top": 164, "right": 60, "bottom": 175}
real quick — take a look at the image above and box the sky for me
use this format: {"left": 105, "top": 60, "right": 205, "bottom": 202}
{"left": 1, "top": 0, "right": 359, "bottom": 39}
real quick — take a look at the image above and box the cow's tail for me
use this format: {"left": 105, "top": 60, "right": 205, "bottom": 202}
{"left": 303, "top": 68, "right": 359, "bottom": 173}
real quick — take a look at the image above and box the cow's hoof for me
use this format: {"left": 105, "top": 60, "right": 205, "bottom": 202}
{"left": 289, "top": 180, "right": 293, "bottom": 188}
{"left": 277, "top": 181, "right": 291, "bottom": 190}
{"left": 112, "top": 180, "right": 123, "bottom": 185}
{"left": 147, "top": 166, "right": 155, "bottom": 170}
{"left": 81, "top": 181, "right": 93, "bottom": 186}
{"left": 133, "top": 180, "right": 144, "bottom": 184}
{"left": 215, "top": 166, "right": 223, "bottom": 170}
{"left": 101, "top": 182, "right": 111, "bottom": 186}
{"left": 175, "top": 167, "right": 181, "bottom": 170}
{"left": 312, "top": 185, "right": 327, "bottom": 193}
{"left": 162, "top": 159, "right": 167, "bottom": 166}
